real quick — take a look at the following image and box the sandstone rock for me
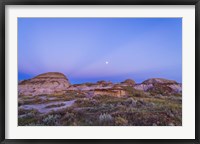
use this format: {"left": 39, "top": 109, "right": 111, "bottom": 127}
{"left": 18, "top": 72, "right": 70, "bottom": 96}
{"left": 93, "top": 88, "right": 127, "bottom": 97}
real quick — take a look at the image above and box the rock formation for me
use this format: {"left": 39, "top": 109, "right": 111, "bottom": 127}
{"left": 134, "top": 78, "right": 182, "bottom": 95}
{"left": 18, "top": 72, "right": 181, "bottom": 97}
{"left": 18, "top": 72, "right": 70, "bottom": 96}
{"left": 142, "top": 78, "right": 177, "bottom": 85}
{"left": 93, "top": 88, "right": 126, "bottom": 97}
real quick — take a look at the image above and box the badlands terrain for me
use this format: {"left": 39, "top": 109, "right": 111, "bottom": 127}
{"left": 18, "top": 72, "right": 182, "bottom": 126}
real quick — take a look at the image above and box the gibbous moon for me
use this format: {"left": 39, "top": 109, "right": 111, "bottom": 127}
{"left": 105, "top": 61, "right": 109, "bottom": 64}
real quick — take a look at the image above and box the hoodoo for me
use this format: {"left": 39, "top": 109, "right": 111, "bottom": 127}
{"left": 18, "top": 72, "right": 70, "bottom": 96}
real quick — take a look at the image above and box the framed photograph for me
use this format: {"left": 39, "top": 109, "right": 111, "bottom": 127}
{"left": 0, "top": 0, "right": 199, "bottom": 143}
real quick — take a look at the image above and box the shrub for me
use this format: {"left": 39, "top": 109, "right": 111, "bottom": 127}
{"left": 18, "top": 108, "right": 38, "bottom": 117}
{"left": 122, "top": 98, "right": 137, "bottom": 107}
{"left": 42, "top": 114, "right": 61, "bottom": 126}
{"left": 174, "top": 93, "right": 182, "bottom": 97}
{"left": 18, "top": 108, "right": 26, "bottom": 115}
{"left": 115, "top": 116, "right": 128, "bottom": 126}
{"left": 64, "top": 91, "right": 85, "bottom": 99}
{"left": 18, "top": 117, "right": 37, "bottom": 126}
{"left": 99, "top": 113, "right": 113, "bottom": 125}
{"left": 75, "top": 98, "right": 97, "bottom": 107}
{"left": 133, "top": 90, "right": 147, "bottom": 97}
{"left": 122, "top": 86, "right": 134, "bottom": 93}
{"left": 122, "top": 86, "right": 147, "bottom": 97}
{"left": 61, "top": 112, "right": 76, "bottom": 126}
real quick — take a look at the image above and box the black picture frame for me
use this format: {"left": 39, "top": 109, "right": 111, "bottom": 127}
{"left": 0, "top": 0, "right": 199, "bottom": 143}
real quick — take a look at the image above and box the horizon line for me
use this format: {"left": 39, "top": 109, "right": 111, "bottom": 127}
{"left": 18, "top": 72, "right": 182, "bottom": 84}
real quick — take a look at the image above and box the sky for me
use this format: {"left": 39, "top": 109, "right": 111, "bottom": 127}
{"left": 18, "top": 18, "right": 182, "bottom": 84}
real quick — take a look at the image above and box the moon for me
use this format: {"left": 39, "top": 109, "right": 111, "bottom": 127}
{"left": 105, "top": 61, "right": 109, "bottom": 64}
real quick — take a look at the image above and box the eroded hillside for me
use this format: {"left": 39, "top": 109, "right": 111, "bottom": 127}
{"left": 18, "top": 72, "right": 182, "bottom": 126}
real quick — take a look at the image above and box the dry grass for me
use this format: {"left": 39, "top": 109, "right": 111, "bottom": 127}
{"left": 18, "top": 91, "right": 182, "bottom": 126}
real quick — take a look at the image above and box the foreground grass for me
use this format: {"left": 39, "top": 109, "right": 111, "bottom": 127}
{"left": 18, "top": 93, "right": 182, "bottom": 126}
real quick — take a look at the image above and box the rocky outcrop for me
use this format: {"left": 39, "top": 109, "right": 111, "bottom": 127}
{"left": 168, "top": 83, "right": 182, "bottom": 93}
{"left": 142, "top": 78, "right": 177, "bottom": 85}
{"left": 18, "top": 72, "right": 181, "bottom": 97}
{"left": 134, "top": 84, "right": 154, "bottom": 91}
{"left": 93, "top": 88, "right": 126, "bottom": 97}
{"left": 134, "top": 78, "right": 181, "bottom": 95}
{"left": 18, "top": 72, "right": 70, "bottom": 96}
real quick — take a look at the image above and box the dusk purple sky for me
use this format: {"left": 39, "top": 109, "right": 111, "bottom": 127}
{"left": 18, "top": 18, "right": 182, "bottom": 84}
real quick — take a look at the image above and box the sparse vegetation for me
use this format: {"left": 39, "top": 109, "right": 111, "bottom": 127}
{"left": 18, "top": 76, "right": 182, "bottom": 126}
{"left": 99, "top": 113, "right": 113, "bottom": 125}
{"left": 18, "top": 91, "right": 182, "bottom": 126}
{"left": 122, "top": 86, "right": 148, "bottom": 97}
{"left": 42, "top": 114, "right": 61, "bottom": 126}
